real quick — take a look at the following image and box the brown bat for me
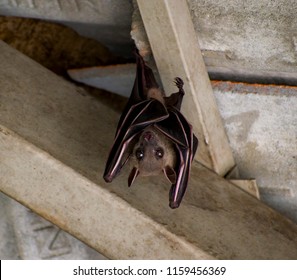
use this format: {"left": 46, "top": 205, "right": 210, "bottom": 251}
{"left": 103, "top": 50, "right": 198, "bottom": 208}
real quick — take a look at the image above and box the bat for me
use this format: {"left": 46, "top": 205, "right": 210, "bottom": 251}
{"left": 103, "top": 50, "right": 198, "bottom": 208}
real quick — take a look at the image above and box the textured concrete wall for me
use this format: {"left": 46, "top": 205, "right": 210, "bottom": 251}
{"left": 2, "top": 0, "right": 297, "bottom": 81}
{"left": 213, "top": 82, "right": 297, "bottom": 223}
{"left": 187, "top": 0, "right": 297, "bottom": 83}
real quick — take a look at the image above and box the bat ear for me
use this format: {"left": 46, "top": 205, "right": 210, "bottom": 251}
{"left": 128, "top": 167, "right": 139, "bottom": 187}
{"left": 163, "top": 166, "right": 177, "bottom": 184}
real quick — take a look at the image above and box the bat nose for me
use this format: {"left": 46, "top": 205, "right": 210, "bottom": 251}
{"left": 143, "top": 131, "right": 154, "bottom": 142}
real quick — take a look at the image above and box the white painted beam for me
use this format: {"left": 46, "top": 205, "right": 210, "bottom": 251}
{"left": 1, "top": 42, "right": 297, "bottom": 259}
{"left": 136, "top": 0, "right": 235, "bottom": 175}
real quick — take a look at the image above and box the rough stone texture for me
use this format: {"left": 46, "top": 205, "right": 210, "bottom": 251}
{"left": 188, "top": 0, "right": 297, "bottom": 73}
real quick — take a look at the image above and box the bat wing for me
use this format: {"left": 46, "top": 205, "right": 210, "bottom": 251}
{"left": 155, "top": 108, "right": 198, "bottom": 208}
{"left": 116, "top": 50, "right": 160, "bottom": 132}
{"left": 104, "top": 99, "right": 168, "bottom": 182}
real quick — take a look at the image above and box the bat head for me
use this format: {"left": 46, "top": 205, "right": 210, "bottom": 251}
{"left": 128, "top": 126, "right": 177, "bottom": 187}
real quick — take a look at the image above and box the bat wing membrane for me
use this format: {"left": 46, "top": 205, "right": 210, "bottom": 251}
{"left": 155, "top": 108, "right": 197, "bottom": 208}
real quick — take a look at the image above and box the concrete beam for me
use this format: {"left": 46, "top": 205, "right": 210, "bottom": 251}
{"left": 136, "top": 0, "right": 235, "bottom": 175}
{"left": 1, "top": 42, "right": 297, "bottom": 259}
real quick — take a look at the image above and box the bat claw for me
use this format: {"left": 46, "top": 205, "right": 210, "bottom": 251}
{"left": 103, "top": 174, "right": 113, "bottom": 183}
{"left": 169, "top": 200, "right": 180, "bottom": 209}
{"left": 174, "top": 77, "right": 184, "bottom": 90}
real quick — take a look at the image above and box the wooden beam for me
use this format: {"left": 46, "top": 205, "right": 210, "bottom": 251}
{"left": 136, "top": 0, "right": 235, "bottom": 175}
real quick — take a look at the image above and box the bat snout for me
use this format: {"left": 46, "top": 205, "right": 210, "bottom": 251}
{"left": 143, "top": 131, "right": 154, "bottom": 142}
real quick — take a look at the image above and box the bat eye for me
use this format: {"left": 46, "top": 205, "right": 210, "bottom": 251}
{"left": 155, "top": 148, "right": 164, "bottom": 159}
{"left": 135, "top": 148, "right": 144, "bottom": 160}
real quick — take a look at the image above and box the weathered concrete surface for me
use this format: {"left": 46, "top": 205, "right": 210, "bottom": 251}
{"left": 2, "top": 0, "right": 297, "bottom": 81}
{"left": 1, "top": 42, "right": 297, "bottom": 259}
{"left": 213, "top": 81, "right": 297, "bottom": 222}
{"left": 188, "top": 0, "right": 297, "bottom": 76}
{"left": 132, "top": 0, "right": 297, "bottom": 84}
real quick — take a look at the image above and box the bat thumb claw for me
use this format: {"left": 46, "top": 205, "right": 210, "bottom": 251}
{"left": 103, "top": 174, "right": 113, "bottom": 183}
{"left": 174, "top": 77, "right": 184, "bottom": 89}
{"left": 128, "top": 167, "right": 139, "bottom": 187}
{"left": 163, "top": 166, "right": 177, "bottom": 184}
{"left": 169, "top": 200, "right": 180, "bottom": 209}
